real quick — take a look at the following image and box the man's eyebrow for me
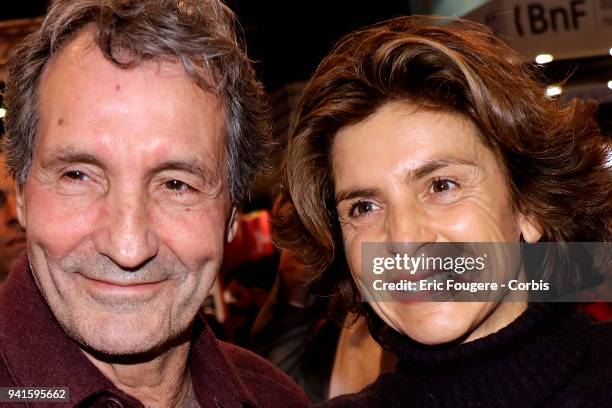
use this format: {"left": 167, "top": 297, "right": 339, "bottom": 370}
{"left": 335, "top": 188, "right": 381, "bottom": 205}
{"left": 408, "top": 158, "right": 477, "bottom": 181}
{"left": 148, "top": 159, "right": 220, "bottom": 184}
{"left": 43, "top": 149, "right": 107, "bottom": 170}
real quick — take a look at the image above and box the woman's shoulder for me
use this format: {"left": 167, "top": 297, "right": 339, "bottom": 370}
{"left": 547, "top": 317, "right": 612, "bottom": 407}
{"left": 592, "top": 317, "right": 612, "bottom": 336}
{"left": 583, "top": 315, "right": 612, "bottom": 363}
{"left": 587, "top": 318, "right": 612, "bottom": 374}
{"left": 316, "top": 371, "right": 422, "bottom": 408}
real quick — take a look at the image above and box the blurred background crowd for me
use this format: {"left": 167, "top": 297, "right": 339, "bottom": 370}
{"left": 0, "top": 0, "right": 611, "bottom": 402}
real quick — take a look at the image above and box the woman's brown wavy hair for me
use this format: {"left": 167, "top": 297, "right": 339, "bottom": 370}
{"left": 273, "top": 16, "right": 612, "bottom": 329}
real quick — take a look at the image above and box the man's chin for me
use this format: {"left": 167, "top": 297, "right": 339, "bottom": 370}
{"left": 81, "top": 334, "right": 166, "bottom": 357}
{"left": 61, "top": 314, "right": 181, "bottom": 358}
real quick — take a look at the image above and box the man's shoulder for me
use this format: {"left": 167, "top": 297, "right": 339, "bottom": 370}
{"left": 217, "top": 340, "right": 310, "bottom": 407}
{"left": 0, "top": 352, "right": 17, "bottom": 386}
{"left": 0, "top": 278, "right": 21, "bottom": 388}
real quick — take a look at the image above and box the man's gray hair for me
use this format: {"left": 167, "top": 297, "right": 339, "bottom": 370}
{"left": 2, "top": 0, "right": 272, "bottom": 204}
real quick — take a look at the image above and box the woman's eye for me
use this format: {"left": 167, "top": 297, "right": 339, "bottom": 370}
{"left": 430, "top": 178, "right": 458, "bottom": 194}
{"left": 349, "top": 200, "right": 377, "bottom": 218}
{"left": 165, "top": 179, "right": 195, "bottom": 193}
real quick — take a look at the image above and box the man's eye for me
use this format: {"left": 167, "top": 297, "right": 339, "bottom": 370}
{"left": 430, "top": 178, "right": 458, "bottom": 193}
{"left": 349, "top": 200, "right": 377, "bottom": 218}
{"left": 165, "top": 179, "right": 195, "bottom": 193}
{"left": 63, "top": 170, "right": 90, "bottom": 182}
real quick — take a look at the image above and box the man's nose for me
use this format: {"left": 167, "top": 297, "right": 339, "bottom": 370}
{"left": 94, "top": 190, "right": 159, "bottom": 270}
{"left": 385, "top": 201, "right": 436, "bottom": 251}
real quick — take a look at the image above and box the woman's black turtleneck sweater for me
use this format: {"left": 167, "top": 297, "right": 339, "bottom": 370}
{"left": 319, "top": 304, "right": 612, "bottom": 407}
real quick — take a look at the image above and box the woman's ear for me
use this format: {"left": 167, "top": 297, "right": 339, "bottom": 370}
{"left": 518, "top": 213, "right": 543, "bottom": 243}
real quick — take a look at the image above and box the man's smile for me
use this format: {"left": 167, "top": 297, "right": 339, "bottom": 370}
{"left": 77, "top": 273, "right": 167, "bottom": 299}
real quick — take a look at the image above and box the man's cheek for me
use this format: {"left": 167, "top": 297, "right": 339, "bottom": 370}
{"left": 156, "top": 208, "right": 226, "bottom": 264}
{"left": 26, "top": 196, "right": 97, "bottom": 259}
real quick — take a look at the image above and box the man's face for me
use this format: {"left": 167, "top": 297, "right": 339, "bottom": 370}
{"left": 16, "top": 32, "right": 232, "bottom": 355}
{"left": 0, "top": 157, "right": 25, "bottom": 281}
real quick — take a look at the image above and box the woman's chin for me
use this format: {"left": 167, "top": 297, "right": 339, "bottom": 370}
{"left": 388, "top": 302, "right": 483, "bottom": 346}
{"left": 401, "top": 322, "right": 471, "bottom": 346}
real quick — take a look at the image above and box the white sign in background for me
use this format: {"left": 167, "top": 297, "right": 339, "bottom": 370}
{"left": 466, "top": 0, "right": 612, "bottom": 61}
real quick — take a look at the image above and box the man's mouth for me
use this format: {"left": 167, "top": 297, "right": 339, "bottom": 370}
{"left": 78, "top": 273, "right": 166, "bottom": 297}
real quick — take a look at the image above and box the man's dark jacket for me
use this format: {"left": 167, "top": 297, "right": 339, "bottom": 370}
{"left": 0, "top": 256, "right": 310, "bottom": 408}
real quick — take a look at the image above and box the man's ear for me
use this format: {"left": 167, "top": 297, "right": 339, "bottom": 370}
{"left": 518, "top": 213, "right": 543, "bottom": 243}
{"left": 226, "top": 207, "right": 239, "bottom": 243}
{"left": 15, "top": 184, "right": 26, "bottom": 230}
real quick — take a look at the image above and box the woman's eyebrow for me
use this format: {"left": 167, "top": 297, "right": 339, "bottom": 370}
{"left": 335, "top": 188, "right": 381, "bottom": 205}
{"left": 407, "top": 158, "right": 478, "bottom": 182}
{"left": 334, "top": 158, "right": 478, "bottom": 204}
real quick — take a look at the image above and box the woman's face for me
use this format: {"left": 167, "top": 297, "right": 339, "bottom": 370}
{"left": 331, "top": 101, "right": 541, "bottom": 345}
